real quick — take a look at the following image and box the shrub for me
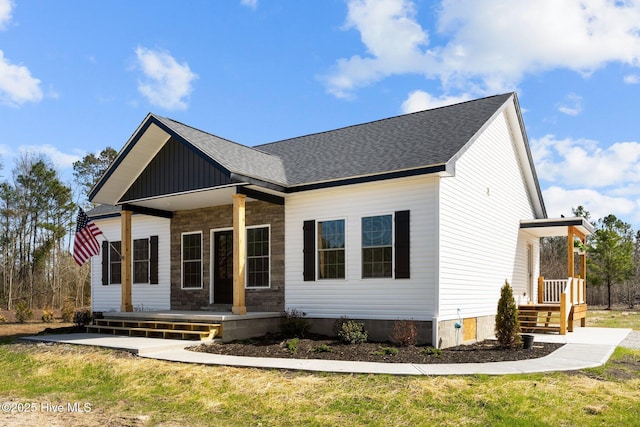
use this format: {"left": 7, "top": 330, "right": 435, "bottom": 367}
{"left": 337, "top": 319, "right": 368, "bottom": 344}
{"left": 314, "top": 344, "right": 332, "bottom": 353}
{"left": 286, "top": 338, "right": 299, "bottom": 354}
{"left": 0, "top": 310, "right": 5, "bottom": 323}
{"left": 61, "top": 300, "right": 75, "bottom": 323}
{"left": 372, "top": 346, "right": 398, "bottom": 356}
{"left": 73, "top": 307, "right": 92, "bottom": 327}
{"left": 280, "top": 309, "right": 310, "bottom": 338}
{"left": 495, "top": 280, "right": 522, "bottom": 349}
{"left": 15, "top": 300, "right": 33, "bottom": 323}
{"left": 421, "top": 347, "right": 442, "bottom": 357}
{"left": 390, "top": 319, "right": 418, "bottom": 347}
{"left": 41, "top": 305, "right": 55, "bottom": 323}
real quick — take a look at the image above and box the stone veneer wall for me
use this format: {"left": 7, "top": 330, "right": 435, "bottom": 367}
{"left": 170, "top": 200, "right": 284, "bottom": 311}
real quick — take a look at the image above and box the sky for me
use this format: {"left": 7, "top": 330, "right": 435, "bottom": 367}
{"left": 1, "top": 0, "right": 640, "bottom": 228}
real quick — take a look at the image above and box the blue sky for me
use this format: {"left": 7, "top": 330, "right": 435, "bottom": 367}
{"left": 1, "top": 0, "right": 640, "bottom": 227}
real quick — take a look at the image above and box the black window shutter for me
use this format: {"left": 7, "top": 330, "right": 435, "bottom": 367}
{"left": 303, "top": 220, "right": 316, "bottom": 281}
{"left": 395, "top": 210, "right": 410, "bottom": 279}
{"left": 150, "top": 236, "right": 159, "bottom": 284}
{"left": 102, "top": 241, "right": 109, "bottom": 286}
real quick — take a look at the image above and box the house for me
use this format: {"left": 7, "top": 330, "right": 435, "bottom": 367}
{"left": 87, "top": 92, "right": 593, "bottom": 347}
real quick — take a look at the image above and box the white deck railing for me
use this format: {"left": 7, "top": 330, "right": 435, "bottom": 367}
{"left": 541, "top": 277, "right": 586, "bottom": 305}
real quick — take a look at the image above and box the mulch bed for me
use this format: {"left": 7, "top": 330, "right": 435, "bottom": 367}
{"left": 190, "top": 333, "right": 564, "bottom": 364}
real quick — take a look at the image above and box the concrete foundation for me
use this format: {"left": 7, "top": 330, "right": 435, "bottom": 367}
{"left": 307, "top": 317, "right": 433, "bottom": 345}
{"left": 437, "top": 314, "right": 496, "bottom": 348}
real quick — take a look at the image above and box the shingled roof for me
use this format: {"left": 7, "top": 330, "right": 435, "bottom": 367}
{"left": 90, "top": 92, "right": 528, "bottom": 207}
{"left": 256, "top": 93, "right": 514, "bottom": 187}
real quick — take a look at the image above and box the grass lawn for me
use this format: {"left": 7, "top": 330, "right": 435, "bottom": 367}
{"left": 587, "top": 307, "right": 640, "bottom": 330}
{"left": 0, "top": 313, "right": 638, "bottom": 426}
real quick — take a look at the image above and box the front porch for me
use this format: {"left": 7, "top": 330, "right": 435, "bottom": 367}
{"left": 518, "top": 217, "right": 594, "bottom": 335}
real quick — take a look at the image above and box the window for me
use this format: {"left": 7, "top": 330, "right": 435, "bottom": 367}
{"left": 318, "top": 219, "right": 345, "bottom": 279}
{"left": 247, "top": 226, "right": 270, "bottom": 288}
{"left": 133, "top": 238, "right": 149, "bottom": 283}
{"left": 182, "top": 232, "right": 202, "bottom": 288}
{"left": 362, "top": 215, "right": 393, "bottom": 278}
{"left": 109, "top": 241, "right": 122, "bottom": 284}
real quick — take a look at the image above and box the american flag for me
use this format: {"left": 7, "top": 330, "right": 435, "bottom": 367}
{"left": 73, "top": 208, "right": 104, "bottom": 266}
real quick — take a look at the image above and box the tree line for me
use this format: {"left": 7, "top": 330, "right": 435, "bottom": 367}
{"left": 540, "top": 207, "right": 639, "bottom": 309}
{"left": 0, "top": 148, "right": 116, "bottom": 311}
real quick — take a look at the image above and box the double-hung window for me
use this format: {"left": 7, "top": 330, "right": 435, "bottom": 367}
{"left": 362, "top": 215, "right": 393, "bottom": 278}
{"left": 317, "top": 219, "right": 345, "bottom": 279}
{"left": 182, "top": 232, "right": 202, "bottom": 289}
{"left": 246, "top": 226, "right": 270, "bottom": 288}
{"left": 109, "top": 241, "right": 122, "bottom": 284}
{"left": 133, "top": 238, "right": 149, "bottom": 283}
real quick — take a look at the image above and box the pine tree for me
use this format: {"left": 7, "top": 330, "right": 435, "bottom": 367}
{"left": 495, "top": 280, "right": 521, "bottom": 348}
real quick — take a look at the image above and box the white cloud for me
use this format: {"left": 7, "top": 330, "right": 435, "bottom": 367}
{"left": 0, "top": 50, "right": 43, "bottom": 107}
{"left": 240, "top": 0, "right": 258, "bottom": 10}
{"left": 624, "top": 74, "right": 640, "bottom": 84}
{"left": 17, "top": 144, "right": 83, "bottom": 170}
{"left": 401, "top": 90, "right": 470, "bottom": 113}
{"left": 557, "top": 93, "right": 583, "bottom": 116}
{"left": 135, "top": 46, "right": 198, "bottom": 110}
{"left": 325, "top": 0, "right": 640, "bottom": 98}
{"left": 0, "top": 0, "right": 12, "bottom": 30}
{"left": 543, "top": 186, "right": 638, "bottom": 224}
{"left": 532, "top": 135, "right": 640, "bottom": 188}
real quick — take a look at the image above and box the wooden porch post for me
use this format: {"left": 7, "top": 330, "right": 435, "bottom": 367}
{"left": 232, "top": 194, "right": 247, "bottom": 315}
{"left": 567, "top": 226, "right": 575, "bottom": 279}
{"left": 538, "top": 276, "right": 544, "bottom": 303}
{"left": 120, "top": 209, "right": 133, "bottom": 312}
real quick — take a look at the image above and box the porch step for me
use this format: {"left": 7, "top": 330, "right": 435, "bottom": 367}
{"left": 518, "top": 305, "right": 561, "bottom": 334}
{"left": 87, "top": 318, "right": 222, "bottom": 341}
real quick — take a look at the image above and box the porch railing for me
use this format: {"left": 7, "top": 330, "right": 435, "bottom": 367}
{"left": 537, "top": 277, "right": 586, "bottom": 305}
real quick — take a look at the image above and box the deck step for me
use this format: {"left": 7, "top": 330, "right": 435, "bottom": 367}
{"left": 87, "top": 318, "right": 222, "bottom": 341}
{"left": 517, "top": 305, "right": 562, "bottom": 334}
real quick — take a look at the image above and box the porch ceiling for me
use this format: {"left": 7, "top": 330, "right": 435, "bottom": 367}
{"left": 519, "top": 217, "right": 595, "bottom": 238}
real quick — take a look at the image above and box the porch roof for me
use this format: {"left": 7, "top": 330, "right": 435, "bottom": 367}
{"left": 519, "top": 217, "right": 595, "bottom": 238}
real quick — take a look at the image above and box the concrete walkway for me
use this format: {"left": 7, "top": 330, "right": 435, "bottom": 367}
{"left": 22, "top": 327, "right": 633, "bottom": 376}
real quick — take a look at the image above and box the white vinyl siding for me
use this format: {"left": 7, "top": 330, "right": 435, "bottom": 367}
{"left": 91, "top": 215, "right": 171, "bottom": 312}
{"left": 438, "top": 110, "right": 539, "bottom": 321}
{"left": 285, "top": 175, "right": 437, "bottom": 320}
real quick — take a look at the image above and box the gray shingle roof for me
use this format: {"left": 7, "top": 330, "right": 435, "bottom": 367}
{"left": 255, "top": 93, "right": 513, "bottom": 186}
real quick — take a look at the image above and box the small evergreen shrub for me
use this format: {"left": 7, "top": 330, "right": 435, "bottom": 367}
{"left": 73, "top": 307, "right": 92, "bottom": 327}
{"left": 280, "top": 309, "right": 310, "bottom": 338}
{"left": 61, "top": 300, "right": 75, "bottom": 323}
{"left": 495, "top": 280, "right": 522, "bottom": 349}
{"left": 390, "top": 319, "right": 418, "bottom": 347}
{"left": 337, "top": 319, "right": 368, "bottom": 344}
{"left": 41, "top": 305, "right": 55, "bottom": 323}
{"left": 15, "top": 300, "right": 33, "bottom": 323}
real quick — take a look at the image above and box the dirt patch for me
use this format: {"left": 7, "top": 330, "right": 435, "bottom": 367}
{"left": 190, "top": 333, "right": 564, "bottom": 364}
{"left": 0, "top": 322, "right": 78, "bottom": 341}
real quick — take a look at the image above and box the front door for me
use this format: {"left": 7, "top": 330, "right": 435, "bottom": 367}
{"left": 213, "top": 230, "right": 233, "bottom": 304}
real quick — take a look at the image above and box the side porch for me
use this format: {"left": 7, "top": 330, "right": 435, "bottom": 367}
{"left": 518, "top": 217, "right": 594, "bottom": 335}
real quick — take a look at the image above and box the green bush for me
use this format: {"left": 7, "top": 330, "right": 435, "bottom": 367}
{"left": 73, "top": 307, "right": 92, "bottom": 327}
{"left": 336, "top": 319, "right": 368, "bottom": 344}
{"left": 61, "top": 300, "right": 75, "bottom": 323}
{"left": 41, "top": 305, "right": 55, "bottom": 323}
{"left": 495, "top": 280, "right": 522, "bottom": 349}
{"left": 286, "top": 338, "right": 299, "bottom": 354}
{"left": 314, "top": 344, "right": 332, "bottom": 353}
{"left": 15, "top": 300, "right": 33, "bottom": 323}
{"left": 280, "top": 309, "right": 311, "bottom": 338}
{"left": 372, "top": 347, "right": 398, "bottom": 356}
{"left": 421, "top": 347, "right": 442, "bottom": 357}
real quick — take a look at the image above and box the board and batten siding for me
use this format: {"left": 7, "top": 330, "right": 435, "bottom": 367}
{"left": 285, "top": 175, "right": 438, "bottom": 320}
{"left": 90, "top": 215, "right": 171, "bottom": 312}
{"left": 438, "top": 110, "right": 540, "bottom": 321}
